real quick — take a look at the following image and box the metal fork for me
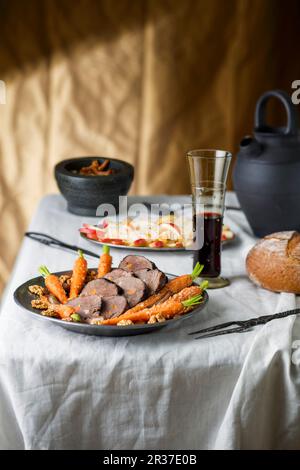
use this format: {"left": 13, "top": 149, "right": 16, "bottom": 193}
{"left": 25, "top": 232, "right": 99, "bottom": 259}
{"left": 189, "top": 308, "right": 300, "bottom": 339}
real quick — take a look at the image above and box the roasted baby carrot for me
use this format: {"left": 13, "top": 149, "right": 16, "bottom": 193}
{"left": 39, "top": 266, "right": 68, "bottom": 304}
{"left": 117, "top": 262, "right": 204, "bottom": 315}
{"left": 52, "top": 304, "right": 77, "bottom": 319}
{"left": 69, "top": 250, "right": 88, "bottom": 299}
{"left": 171, "top": 285, "right": 203, "bottom": 302}
{"left": 98, "top": 245, "right": 112, "bottom": 278}
{"left": 166, "top": 262, "right": 204, "bottom": 293}
{"left": 100, "top": 285, "right": 203, "bottom": 325}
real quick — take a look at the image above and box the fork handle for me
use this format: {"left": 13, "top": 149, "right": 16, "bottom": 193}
{"left": 25, "top": 232, "right": 99, "bottom": 259}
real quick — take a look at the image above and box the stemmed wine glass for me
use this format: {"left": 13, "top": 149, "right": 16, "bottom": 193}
{"left": 187, "top": 149, "right": 232, "bottom": 288}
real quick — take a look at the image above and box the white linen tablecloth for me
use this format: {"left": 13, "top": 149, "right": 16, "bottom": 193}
{"left": 0, "top": 193, "right": 300, "bottom": 450}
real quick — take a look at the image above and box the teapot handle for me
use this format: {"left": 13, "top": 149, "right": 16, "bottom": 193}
{"left": 255, "top": 90, "right": 298, "bottom": 136}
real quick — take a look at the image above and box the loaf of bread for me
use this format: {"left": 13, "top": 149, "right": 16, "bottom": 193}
{"left": 246, "top": 231, "right": 300, "bottom": 293}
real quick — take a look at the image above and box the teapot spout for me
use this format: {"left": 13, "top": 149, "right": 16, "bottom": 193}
{"left": 239, "top": 136, "right": 262, "bottom": 157}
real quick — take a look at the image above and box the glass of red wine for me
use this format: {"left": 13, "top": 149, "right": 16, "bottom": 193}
{"left": 187, "top": 150, "right": 232, "bottom": 288}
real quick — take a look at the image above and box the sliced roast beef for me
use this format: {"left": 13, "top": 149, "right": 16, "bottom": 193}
{"left": 119, "top": 255, "right": 156, "bottom": 273}
{"left": 100, "top": 295, "right": 128, "bottom": 319}
{"left": 104, "top": 268, "right": 133, "bottom": 283}
{"left": 113, "top": 276, "right": 148, "bottom": 307}
{"left": 67, "top": 295, "right": 102, "bottom": 320}
{"left": 134, "top": 269, "right": 167, "bottom": 294}
{"left": 80, "top": 278, "right": 120, "bottom": 297}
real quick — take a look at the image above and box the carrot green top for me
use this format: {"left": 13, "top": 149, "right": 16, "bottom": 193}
{"left": 182, "top": 294, "right": 203, "bottom": 307}
{"left": 39, "top": 265, "right": 51, "bottom": 278}
{"left": 200, "top": 280, "right": 209, "bottom": 290}
{"left": 191, "top": 262, "right": 204, "bottom": 280}
{"left": 102, "top": 245, "right": 110, "bottom": 255}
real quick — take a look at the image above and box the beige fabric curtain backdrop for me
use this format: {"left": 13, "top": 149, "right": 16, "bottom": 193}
{"left": 0, "top": 0, "right": 299, "bottom": 293}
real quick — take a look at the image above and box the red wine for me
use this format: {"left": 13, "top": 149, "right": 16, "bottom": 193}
{"left": 193, "top": 212, "right": 223, "bottom": 277}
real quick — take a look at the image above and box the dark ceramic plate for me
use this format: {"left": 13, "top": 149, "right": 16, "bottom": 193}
{"left": 14, "top": 271, "right": 209, "bottom": 337}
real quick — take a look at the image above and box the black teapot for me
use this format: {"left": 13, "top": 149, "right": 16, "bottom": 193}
{"left": 233, "top": 90, "right": 300, "bottom": 237}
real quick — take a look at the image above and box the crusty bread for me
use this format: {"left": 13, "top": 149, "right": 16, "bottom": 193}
{"left": 246, "top": 231, "right": 300, "bottom": 293}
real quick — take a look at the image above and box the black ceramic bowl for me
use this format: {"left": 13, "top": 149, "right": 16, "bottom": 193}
{"left": 54, "top": 157, "right": 134, "bottom": 216}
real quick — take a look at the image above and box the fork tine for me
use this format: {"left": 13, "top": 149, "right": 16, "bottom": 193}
{"left": 194, "top": 325, "right": 252, "bottom": 340}
{"left": 188, "top": 320, "right": 243, "bottom": 335}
